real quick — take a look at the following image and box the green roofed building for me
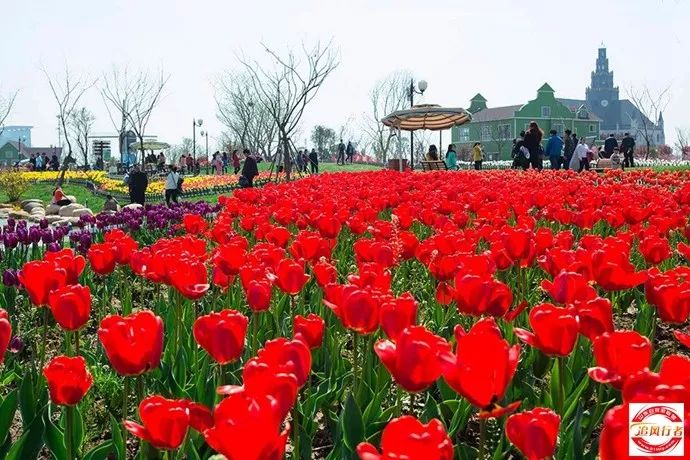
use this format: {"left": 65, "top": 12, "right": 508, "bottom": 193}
{"left": 452, "top": 83, "right": 601, "bottom": 160}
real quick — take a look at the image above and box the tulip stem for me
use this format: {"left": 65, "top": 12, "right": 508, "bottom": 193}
{"left": 66, "top": 405, "right": 74, "bottom": 460}
{"left": 122, "top": 377, "right": 129, "bottom": 449}
{"left": 75, "top": 330, "right": 80, "bottom": 356}
{"left": 352, "top": 333, "right": 359, "bottom": 398}
{"left": 395, "top": 386, "right": 403, "bottom": 417}
{"left": 478, "top": 417, "right": 486, "bottom": 460}
{"left": 557, "top": 357, "right": 566, "bottom": 415}
{"left": 252, "top": 311, "right": 260, "bottom": 356}
{"left": 39, "top": 308, "right": 48, "bottom": 374}
{"left": 293, "top": 405, "right": 301, "bottom": 460}
{"left": 136, "top": 375, "right": 149, "bottom": 458}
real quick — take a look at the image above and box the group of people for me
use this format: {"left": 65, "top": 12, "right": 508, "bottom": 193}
{"left": 295, "top": 148, "right": 320, "bottom": 174}
{"left": 209, "top": 151, "right": 242, "bottom": 175}
{"left": 27, "top": 152, "right": 60, "bottom": 171}
{"left": 510, "top": 122, "right": 636, "bottom": 172}
{"left": 144, "top": 152, "right": 167, "bottom": 172}
{"left": 336, "top": 140, "right": 355, "bottom": 165}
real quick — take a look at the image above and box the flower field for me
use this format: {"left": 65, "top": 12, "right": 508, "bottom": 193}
{"left": 2, "top": 168, "right": 690, "bottom": 459}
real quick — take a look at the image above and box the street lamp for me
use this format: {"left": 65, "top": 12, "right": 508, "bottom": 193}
{"left": 200, "top": 130, "right": 209, "bottom": 160}
{"left": 192, "top": 118, "right": 203, "bottom": 160}
{"left": 408, "top": 79, "right": 427, "bottom": 169}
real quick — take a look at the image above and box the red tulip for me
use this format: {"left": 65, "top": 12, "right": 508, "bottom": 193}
{"left": 44, "top": 249, "right": 85, "bottom": 284}
{"left": 98, "top": 311, "right": 164, "bottom": 376}
{"left": 43, "top": 355, "right": 93, "bottom": 406}
{"left": 193, "top": 310, "right": 248, "bottom": 364}
{"left": 104, "top": 229, "right": 139, "bottom": 265}
{"left": 588, "top": 331, "right": 652, "bottom": 389}
{"left": 454, "top": 274, "right": 513, "bottom": 318}
{"left": 317, "top": 215, "right": 341, "bottom": 239}
{"left": 248, "top": 337, "right": 311, "bottom": 387}
{"left": 356, "top": 416, "right": 454, "bottom": 460}
{"left": 182, "top": 214, "right": 208, "bottom": 235}
{"left": 273, "top": 259, "right": 310, "bottom": 296}
{"left": 87, "top": 242, "right": 118, "bottom": 275}
{"left": 674, "top": 327, "right": 690, "bottom": 349}
{"left": 214, "top": 243, "right": 247, "bottom": 276}
{"left": 293, "top": 313, "right": 325, "bottom": 349}
{"left": 265, "top": 226, "right": 291, "bottom": 248}
{"left": 441, "top": 317, "right": 520, "bottom": 417}
{"left": 246, "top": 279, "right": 272, "bottom": 312}
{"left": 169, "top": 259, "right": 209, "bottom": 300}
{"left": 204, "top": 391, "right": 290, "bottom": 459}
{"left": 324, "top": 285, "right": 380, "bottom": 334}
{"left": 540, "top": 271, "right": 596, "bottom": 305}
{"left": 0, "top": 309, "right": 11, "bottom": 364}
{"left": 645, "top": 269, "right": 690, "bottom": 324}
{"left": 379, "top": 292, "right": 417, "bottom": 341}
{"left": 591, "top": 247, "right": 647, "bottom": 291}
{"left": 18, "top": 260, "right": 67, "bottom": 306}
{"left": 375, "top": 326, "right": 451, "bottom": 392}
{"left": 129, "top": 248, "right": 151, "bottom": 276}
{"left": 506, "top": 408, "right": 561, "bottom": 460}
{"left": 573, "top": 297, "right": 614, "bottom": 341}
{"left": 48, "top": 284, "right": 91, "bottom": 331}
{"left": 514, "top": 303, "right": 579, "bottom": 357}
{"left": 313, "top": 259, "right": 337, "bottom": 287}
{"left": 124, "top": 396, "right": 195, "bottom": 450}
{"left": 639, "top": 235, "right": 671, "bottom": 265}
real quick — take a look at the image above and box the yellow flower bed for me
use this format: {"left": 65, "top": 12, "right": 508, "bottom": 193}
{"left": 19, "top": 170, "right": 108, "bottom": 183}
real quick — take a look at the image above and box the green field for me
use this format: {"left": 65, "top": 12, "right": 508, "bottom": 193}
{"left": 1, "top": 163, "right": 382, "bottom": 213}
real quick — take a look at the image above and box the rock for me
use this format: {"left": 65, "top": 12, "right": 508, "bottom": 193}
{"left": 45, "top": 204, "right": 61, "bottom": 216}
{"left": 72, "top": 208, "right": 94, "bottom": 218}
{"left": 30, "top": 209, "right": 46, "bottom": 216}
{"left": 44, "top": 215, "right": 65, "bottom": 224}
{"left": 64, "top": 217, "right": 80, "bottom": 225}
{"left": 123, "top": 203, "right": 143, "bottom": 211}
{"left": 58, "top": 203, "right": 85, "bottom": 217}
{"left": 8, "top": 210, "right": 30, "bottom": 219}
{"left": 20, "top": 199, "right": 43, "bottom": 207}
{"left": 0, "top": 203, "right": 14, "bottom": 209}
{"left": 22, "top": 202, "right": 44, "bottom": 213}
{"left": 28, "top": 215, "right": 43, "bottom": 223}
{"left": 65, "top": 195, "right": 77, "bottom": 204}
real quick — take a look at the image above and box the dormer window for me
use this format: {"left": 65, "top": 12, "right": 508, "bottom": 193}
{"left": 541, "top": 106, "right": 551, "bottom": 118}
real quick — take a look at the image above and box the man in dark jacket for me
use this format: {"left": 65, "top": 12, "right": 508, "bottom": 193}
{"left": 240, "top": 149, "right": 259, "bottom": 187}
{"left": 621, "top": 132, "right": 636, "bottom": 168}
{"left": 603, "top": 134, "right": 618, "bottom": 158}
{"left": 308, "top": 148, "right": 319, "bottom": 174}
{"left": 563, "top": 129, "right": 574, "bottom": 170}
{"left": 346, "top": 141, "right": 355, "bottom": 163}
{"left": 337, "top": 140, "right": 345, "bottom": 165}
{"left": 128, "top": 165, "right": 148, "bottom": 205}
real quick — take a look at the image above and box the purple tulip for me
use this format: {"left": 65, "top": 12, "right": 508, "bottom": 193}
{"left": 2, "top": 269, "right": 18, "bottom": 287}
{"left": 9, "top": 336, "right": 24, "bottom": 354}
{"left": 28, "top": 227, "right": 41, "bottom": 244}
{"left": 39, "top": 218, "right": 48, "bottom": 229}
{"left": 3, "top": 233, "right": 18, "bottom": 249}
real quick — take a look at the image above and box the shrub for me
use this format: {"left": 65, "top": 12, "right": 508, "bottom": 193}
{"left": 0, "top": 169, "right": 30, "bottom": 202}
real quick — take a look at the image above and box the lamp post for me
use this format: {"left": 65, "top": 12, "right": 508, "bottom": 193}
{"left": 408, "top": 79, "right": 427, "bottom": 169}
{"left": 200, "top": 130, "right": 209, "bottom": 159}
{"left": 192, "top": 118, "right": 203, "bottom": 160}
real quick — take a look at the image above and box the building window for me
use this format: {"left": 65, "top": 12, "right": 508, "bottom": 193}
{"left": 589, "top": 124, "right": 596, "bottom": 133}
{"left": 499, "top": 124, "right": 511, "bottom": 139}
{"left": 541, "top": 106, "right": 551, "bottom": 118}
{"left": 553, "top": 123, "right": 564, "bottom": 135}
{"left": 481, "top": 125, "right": 491, "bottom": 141}
{"left": 458, "top": 128, "right": 470, "bottom": 143}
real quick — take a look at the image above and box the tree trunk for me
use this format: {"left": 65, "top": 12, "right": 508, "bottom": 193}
{"left": 281, "top": 132, "right": 291, "bottom": 181}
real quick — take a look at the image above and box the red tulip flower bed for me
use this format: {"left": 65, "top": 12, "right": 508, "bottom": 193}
{"left": 3, "top": 168, "right": 690, "bottom": 459}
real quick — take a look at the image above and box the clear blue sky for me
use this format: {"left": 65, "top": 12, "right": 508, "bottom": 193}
{"left": 1, "top": 0, "right": 688, "bottom": 150}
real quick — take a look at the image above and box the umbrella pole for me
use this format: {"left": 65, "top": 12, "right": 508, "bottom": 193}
{"left": 398, "top": 128, "right": 403, "bottom": 172}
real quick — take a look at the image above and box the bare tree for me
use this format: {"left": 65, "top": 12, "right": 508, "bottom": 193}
{"left": 167, "top": 137, "right": 201, "bottom": 164}
{"left": 626, "top": 85, "right": 670, "bottom": 159}
{"left": 43, "top": 66, "right": 96, "bottom": 185}
{"left": 100, "top": 67, "right": 135, "bottom": 163}
{"left": 239, "top": 41, "right": 339, "bottom": 180}
{"left": 101, "top": 68, "right": 169, "bottom": 166}
{"left": 488, "top": 124, "right": 512, "bottom": 161}
{"left": 215, "top": 71, "right": 278, "bottom": 155}
{"left": 362, "top": 71, "right": 412, "bottom": 163}
{"left": 676, "top": 128, "right": 690, "bottom": 160}
{"left": 69, "top": 107, "right": 96, "bottom": 167}
{"left": 0, "top": 86, "right": 18, "bottom": 137}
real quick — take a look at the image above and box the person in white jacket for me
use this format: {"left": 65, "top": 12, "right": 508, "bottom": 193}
{"left": 571, "top": 138, "right": 590, "bottom": 172}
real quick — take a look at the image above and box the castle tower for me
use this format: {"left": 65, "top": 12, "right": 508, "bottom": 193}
{"left": 585, "top": 47, "right": 620, "bottom": 129}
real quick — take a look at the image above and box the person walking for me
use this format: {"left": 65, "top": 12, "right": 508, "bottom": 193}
{"left": 50, "top": 153, "right": 59, "bottom": 171}
{"left": 563, "top": 129, "right": 574, "bottom": 171}
{"left": 573, "top": 137, "right": 590, "bottom": 172}
{"left": 621, "top": 132, "right": 636, "bottom": 168}
{"left": 603, "top": 134, "right": 618, "bottom": 158}
{"left": 222, "top": 151, "right": 229, "bottom": 174}
{"left": 35, "top": 152, "right": 44, "bottom": 170}
{"left": 524, "top": 121, "right": 544, "bottom": 170}
{"left": 445, "top": 144, "right": 458, "bottom": 170}
{"left": 337, "top": 140, "right": 346, "bottom": 165}
{"left": 186, "top": 155, "right": 194, "bottom": 175}
{"left": 165, "top": 166, "right": 182, "bottom": 206}
{"left": 544, "top": 129, "right": 564, "bottom": 170}
{"left": 426, "top": 145, "right": 439, "bottom": 161}
{"left": 345, "top": 141, "right": 355, "bottom": 164}
{"left": 157, "top": 152, "right": 166, "bottom": 172}
{"left": 309, "top": 148, "right": 319, "bottom": 174}
{"left": 231, "top": 150, "right": 241, "bottom": 174}
{"left": 472, "top": 142, "right": 483, "bottom": 170}
{"left": 240, "top": 149, "right": 259, "bottom": 187}
{"left": 128, "top": 164, "right": 148, "bottom": 205}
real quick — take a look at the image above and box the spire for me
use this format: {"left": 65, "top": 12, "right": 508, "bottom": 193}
{"left": 658, "top": 112, "right": 664, "bottom": 125}
{"left": 468, "top": 93, "right": 487, "bottom": 114}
